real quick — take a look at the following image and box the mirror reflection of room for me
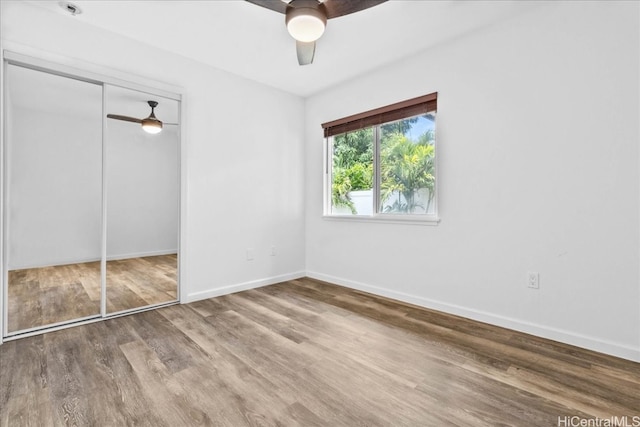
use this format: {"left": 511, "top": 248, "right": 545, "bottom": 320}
{"left": 5, "top": 64, "right": 103, "bottom": 332}
{"left": 105, "top": 85, "right": 179, "bottom": 314}
{"left": 5, "top": 64, "right": 180, "bottom": 334}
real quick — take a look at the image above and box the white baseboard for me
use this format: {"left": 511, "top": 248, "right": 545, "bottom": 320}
{"left": 9, "top": 249, "right": 178, "bottom": 270}
{"left": 306, "top": 271, "right": 640, "bottom": 363}
{"left": 9, "top": 256, "right": 101, "bottom": 270}
{"left": 107, "top": 249, "right": 178, "bottom": 261}
{"left": 183, "top": 271, "right": 306, "bottom": 303}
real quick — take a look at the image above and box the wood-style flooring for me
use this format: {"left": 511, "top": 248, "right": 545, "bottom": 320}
{"left": 7, "top": 254, "right": 177, "bottom": 333}
{"left": 1, "top": 277, "right": 638, "bottom": 426}
{"left": 106, "top": 254, "right": 178, "bottom": 313}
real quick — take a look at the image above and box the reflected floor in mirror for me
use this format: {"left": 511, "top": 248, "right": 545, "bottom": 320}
{"left": 7, "top": 261, "right": 101, "bottom": 332}
{"left": 7, "top": 254, "right": 177, "bottom": 333}
{"left": 106, "top": 254, "right": 177, "bottom": 313}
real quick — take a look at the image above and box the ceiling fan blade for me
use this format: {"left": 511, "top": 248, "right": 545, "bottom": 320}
{"left": 107, "top": 114, "right": 142, "bottom": 124}
{"left": 245, "top": 0, "right": 386, "bottom": 18}
{"left": 296, "top": 40, "right": 316, "bottom": 66}
{"left": 245, "top": 0, "right": 288, "bottom": 14}
{"left": 323, "top": 0, "right": 387, "bottom": 19}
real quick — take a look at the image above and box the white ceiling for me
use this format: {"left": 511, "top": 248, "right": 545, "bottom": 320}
{"left": 26, "top": 0, "right": 543, "bottom": 97}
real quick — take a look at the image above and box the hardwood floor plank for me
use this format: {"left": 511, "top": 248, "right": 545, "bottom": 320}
{"left": 199, "top": 312, "right": 392, "bottom": 426}
{"left": 80, "top": 319, "right": 169, "bottom": 426}
{"left": 2, "top": 391, "right": 55, "bottom": 427}
{"left": 187, "top": 297, "right": 229, "bottom": 317}
{"left": 283, "top": 402, "right": 326, "bottom": 427}
{"left": 105, "top": 279, "right": 149, "bottom": 313}
{"left": 415, "top": 362, "right": 577, "bottom": 426}
{"left": 127, "top": 310, "right": 195, "bottom": 374}
{"left": 106, "top": 255, "right": 177, "bottom": 313}
{"left": 119, "top": 339, "right": 211, "bottom": 425}
{"left": 205, "top": 309, "right": 321, "bottom": 372}
{"left": 403, "top": 310, "right": 640, "bottom": 410}
{"left": 172, "top": 366, "right": 263, "bottom": 427}
{"left": 0, "top": 336, "right": 54, "bottom": 427}
{"left": 2, "top": 277, "right": 639, "bottom": 426}
{"left": 160, "top": 305, "right": 303, "bottom": 427}
{"left": 42, "top": 328, "right": 97, "bottom": 426}
{"left": 77, "top": 261, "right": 102, "bottom": 302}
{"left": 8, "top": 255, "right": 178, "bottom": 332}
{"left": 221, "top": 293, "right": 310, "bottom": 344}
{"left": 303, "top": 355, "right": 447, "bottom": 426}
{"left": 161, "top": 306, "right": 299, "bottom": 426}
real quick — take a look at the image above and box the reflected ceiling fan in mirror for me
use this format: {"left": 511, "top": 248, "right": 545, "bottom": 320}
{"left": 246, "top": 0, "right": 387, "bottom": 66}
{"left": 107, "top": 100, "right": 176, "bottom": 134}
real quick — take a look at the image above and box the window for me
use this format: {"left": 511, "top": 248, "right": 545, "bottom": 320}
{"left": 322, "top": 93, "right": 438, "bottom": 222}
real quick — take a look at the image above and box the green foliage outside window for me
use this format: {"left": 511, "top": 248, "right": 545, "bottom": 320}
{"left": 331, "top": 128, "right": 374, "bottom": 213}
{"left": 331, "top": 114, "right": 435, "bottom": 215}
{"left": 380, "top": 130, "right": 435, "bottom": 213}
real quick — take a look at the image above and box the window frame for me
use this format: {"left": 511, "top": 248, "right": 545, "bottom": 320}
{"left": 322, "top": 93, "right": 439, "bottom": 225}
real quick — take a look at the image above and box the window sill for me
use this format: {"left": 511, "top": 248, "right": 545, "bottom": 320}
{"left": 322, "top": 214, "right": 440, "bottom": 226}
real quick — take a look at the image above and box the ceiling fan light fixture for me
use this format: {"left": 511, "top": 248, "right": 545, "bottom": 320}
{"left": 286, "top": 3, "right": 327, "bottom": 42}
{"left": 141, "top": 118, "right": 163, "bottom": 134}
{"left": 141, "top": 100, "right": 163, "bottom": 134}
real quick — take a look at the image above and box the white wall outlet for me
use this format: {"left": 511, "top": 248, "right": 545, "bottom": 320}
{"left": 270, "top": 246, "right": 276, "bottom": 256}
{"left": 246, "top": 248, "right": 254, "bottom": 261}
{"left": 527, "top": 272, "right": 539, "bottom": 289}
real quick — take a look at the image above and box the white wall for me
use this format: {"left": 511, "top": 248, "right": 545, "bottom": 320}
{"left": 105, "top": 122, "right": 179, "bottom": 260}
{"left": 7, "top": 77, "right": 103, "bottom": 269}
{"left": 305, "top": 1, "right": 640, "bottom": 361}
{"left": 1, "top": 1, "right": 306, "bottom": 301}
{"left": 5, "top": 66, "right": 180, "bottom": 269}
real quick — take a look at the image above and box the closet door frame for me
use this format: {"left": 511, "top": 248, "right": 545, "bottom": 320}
{"left": 0, "top": 50, "right": 184, "bottom": 342}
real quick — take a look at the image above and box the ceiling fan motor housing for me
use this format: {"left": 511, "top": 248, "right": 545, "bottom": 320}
{"left": 285, "top": 0, "right": 328, "bottom": 42}
{"left": 141, "top": 100, "right": 163, "bottom": 134}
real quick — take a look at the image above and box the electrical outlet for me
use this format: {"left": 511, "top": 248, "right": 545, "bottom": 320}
{"left": 246, "top": 248, "right": 254, "bottom": 261}
{"left": 527, "top": 272, "right": 539, "bottom": 289}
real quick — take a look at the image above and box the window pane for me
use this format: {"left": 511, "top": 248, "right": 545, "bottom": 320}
{"left": 331, "top": 128, "right": 374, "bottom": 215}
{"left": 379, "top": 113, "right": 436, "bottom": 215}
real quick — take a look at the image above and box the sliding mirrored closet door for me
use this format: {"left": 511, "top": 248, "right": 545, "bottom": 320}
{"left": 3, "top": 55, "right": 181, "bottom": 337}
{"left": 4, "top": 64, "right": 103, "bottom": 333}
{"left": 104, "top": 85, "right": 179, "bottom": 314}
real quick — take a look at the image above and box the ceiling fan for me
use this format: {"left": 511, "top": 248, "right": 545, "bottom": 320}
{"left": 246, "top": 0, "right": 387, "bottom": 66}
{"left": 107, "top": 100, "right": 176, "bottom": 134}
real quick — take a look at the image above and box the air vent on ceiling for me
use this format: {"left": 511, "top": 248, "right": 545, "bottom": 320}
{"left": 59, "top": 1, "right": 82, "bottom": 16}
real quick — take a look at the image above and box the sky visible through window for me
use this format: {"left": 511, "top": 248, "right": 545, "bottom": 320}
{"left": 406, "top": 113, "right": 435, "bottom": 142}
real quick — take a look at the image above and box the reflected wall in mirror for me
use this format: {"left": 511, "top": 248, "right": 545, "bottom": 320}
{"left": 5, "top": 64, "right": 103, "bottom": 333}
{"left": 105, "top": 85, "right": 179, "bottom": 314}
